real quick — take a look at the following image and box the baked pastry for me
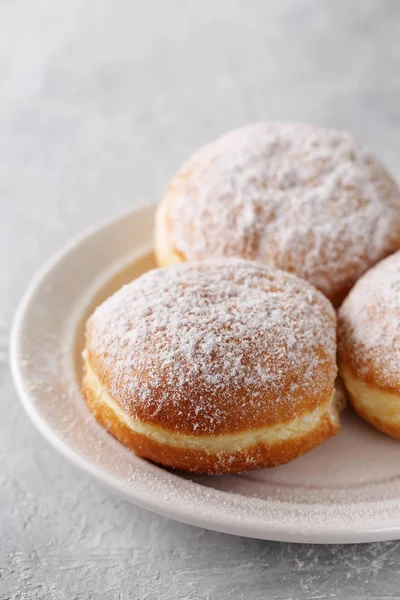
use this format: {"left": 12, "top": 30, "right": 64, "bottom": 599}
{"left": 155, "top": 122, "right": 400, "bottom": 305}
{"left": 83, "top": 259, "right": 341, "bottom": 474}
{"left": 338, "top": 251, "right": 400, "bottom": 439}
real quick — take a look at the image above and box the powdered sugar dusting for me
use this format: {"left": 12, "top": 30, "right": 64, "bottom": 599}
{"left": 338, "top": 250, "right": 400, "bottom": 389}
{"left": 15, "top": 217, "right": 400, "bottom": 541}
{"left": 164, "top": 122, "right": 400, "bottom": 301}
{"left": 86, "top": 259, "right": 336, "bottom": 434}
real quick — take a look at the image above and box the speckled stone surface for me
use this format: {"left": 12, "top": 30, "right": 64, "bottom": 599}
{"left": 2, "top": 1, "right": 400, "bottom": 598}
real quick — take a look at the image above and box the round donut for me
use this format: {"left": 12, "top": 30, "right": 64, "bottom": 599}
{"left": 155, "top": 122, "right": 400, "bottom": 305}
{"left": 338, "top": 251, "right": 400, "bottom": 439}
{"left": 83, "top": 259, "right": 341, "bottom": 474}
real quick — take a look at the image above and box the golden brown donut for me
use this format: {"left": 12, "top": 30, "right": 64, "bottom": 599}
{"left": 155, "top": 122, "right": 400, "bottom": 305}
{"left": 338, "top": 251, "right": 400, "bottom": 439}
{"left": 83, "top": 259, "right": 341, "bottom": 474}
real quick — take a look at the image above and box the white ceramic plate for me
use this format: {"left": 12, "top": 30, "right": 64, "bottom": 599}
{"left": 11, "top": 203, "right": 400, "bottom": 544}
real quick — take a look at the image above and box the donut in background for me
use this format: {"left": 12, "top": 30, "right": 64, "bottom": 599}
{"left": 155, "top": 122, "right": 400, "bottom": 305}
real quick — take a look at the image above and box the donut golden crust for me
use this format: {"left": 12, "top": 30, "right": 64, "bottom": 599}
{"left": 338, "top": 251, "right": 400, "bottom": 439}
{"left": 83, "top": 259, "right": 340, "bottom": 474}
{"left": 155, "top": 122, "right": 400, "bottom": 305}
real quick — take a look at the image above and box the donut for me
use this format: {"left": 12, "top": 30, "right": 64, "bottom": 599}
{"left": 83, "top": 259, "right": 341, "bottom": 474}
{"left": 338, "top": 251, "right": 400, "bottom": 439}
{"left": 155, "top": 122, "right": 400, "bottom": 305}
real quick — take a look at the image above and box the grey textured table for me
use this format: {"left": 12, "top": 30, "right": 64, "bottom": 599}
{"left": 2, "top": 1, "right": 400, "bottom": 598}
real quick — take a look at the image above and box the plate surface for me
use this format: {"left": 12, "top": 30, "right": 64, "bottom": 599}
{"left": 10, "top": 203, "right": 400, "bottom": 543}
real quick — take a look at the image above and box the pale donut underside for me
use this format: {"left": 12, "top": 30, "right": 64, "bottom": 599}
{"left": 83, "top": 360, "right": 342, "bottom": 474}
{"left": 340, "top": 364, "right": 400, "bottom": 440}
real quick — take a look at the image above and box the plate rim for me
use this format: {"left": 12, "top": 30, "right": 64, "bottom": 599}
{"left": 10, "top": 202, "right": 400, "bottom": 544}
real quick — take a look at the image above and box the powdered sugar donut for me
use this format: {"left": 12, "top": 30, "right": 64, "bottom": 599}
{"left": 83, "top": 259, "right": 341, "bottom": 474}
{"left": 338, "top": 251, "right": 400, "bottom": 439}
{"left": 155, "top": 123, "right": 400, "bottom": 305}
